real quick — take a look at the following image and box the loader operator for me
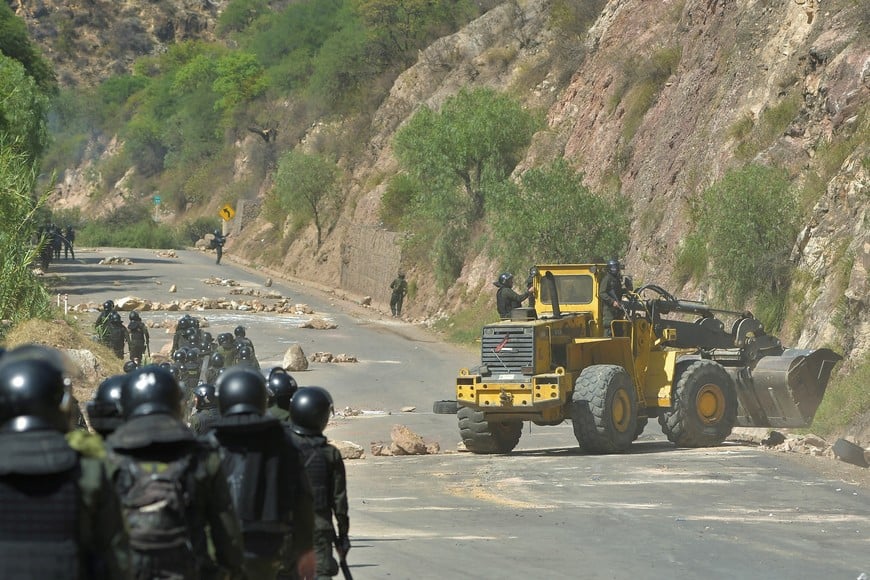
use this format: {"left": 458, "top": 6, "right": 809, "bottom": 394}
{"left": 599, "top": 259, "right": 626, "bottom": 337}
{"left": 495, "top": 272, "right": 532, "bottom": 319}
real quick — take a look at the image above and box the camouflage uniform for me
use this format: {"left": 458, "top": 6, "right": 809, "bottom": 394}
{"left": 598, "top": 270, "right": 625, "bottom": 337}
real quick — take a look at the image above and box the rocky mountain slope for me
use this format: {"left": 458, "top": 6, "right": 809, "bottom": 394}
{"left": 19, "top": 0, "right": 869, "bottom": 370}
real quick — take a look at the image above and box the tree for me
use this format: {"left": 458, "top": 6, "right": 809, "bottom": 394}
{"left": 273, "top": 151, "right": 341, "bottom": 248}
{"left": 0, "top": 56, "right": 50, "bottom": 164}
{"left": 394, "top": 87, "right": 541, "bottom": 221}
{"left": 488, "top": 159, "right": 631, "bottom": 273}
{"left": 0, "top": 3, "right": 57, "bottom": 94}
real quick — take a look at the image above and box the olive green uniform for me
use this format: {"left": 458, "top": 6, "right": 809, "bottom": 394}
{"left": 107, "top": 414, "right": 245, "bottom": 580}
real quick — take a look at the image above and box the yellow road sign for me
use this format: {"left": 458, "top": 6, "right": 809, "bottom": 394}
{"left": 219, "top": 204, "right": 236, "bottom": 221}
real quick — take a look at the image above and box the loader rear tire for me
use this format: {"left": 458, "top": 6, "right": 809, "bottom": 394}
{"left": 571, "top": 365, "right": 637, "bottom": 454}
{"left": 658, "top": 360, "right": 737, "bottom": 447}
{"left": 458, "top": 407, "right": 522, "bottom": 454}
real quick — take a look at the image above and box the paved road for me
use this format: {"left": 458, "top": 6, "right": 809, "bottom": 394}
{"left": 49, "top": 248, "right": 870, "bottom": 580}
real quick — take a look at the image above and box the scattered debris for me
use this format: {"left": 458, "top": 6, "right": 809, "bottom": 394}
{"left": 203, "top": 277, "right": 240, "bottom": 287}
{"left": 156, "top": 250, "right": 177, "bottom": 258}
{"left": 761, "top": 431, "right": 787, "bottom": 446}
{"left": 169, "top": 285, "right": 177, "bottom": 293}
{"left": 309, "top": 352, "right": 357, "bottom": 363}
{"left": 400, "top": 406, "right": 416, "bottom": 413}
{"left": 361, "top": 296, "right": 372, "bottom": 306}
{"left": 301, "top": 317, "right": 337, "bottom": 330}
{"left": 69, "top": 297, "right": 323, "bottom": 316}
{"left": 332, "top": 440, "right": 365, "bottom": 460}
{"left": 371, "top": 425, "right": 440, "bottom": 456}
{"left": 265, "top": 278, "right": 273, "bottom": 287}
{"left": 228, "top": 287, "right": 283, "bottom": 299}
{"left": 98, "top": 256, "right": 133, "bottom": 265}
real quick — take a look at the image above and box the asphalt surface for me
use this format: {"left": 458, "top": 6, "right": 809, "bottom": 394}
{"left": 47, "top": 247, "right": 870, "bottom": 580}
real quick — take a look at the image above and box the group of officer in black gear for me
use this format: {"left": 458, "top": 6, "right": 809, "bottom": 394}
{"left": 94, "top": 300, "right": 150, "bottom": 363}
{"left": 36, "top": 224, "right": 75, "bottom": 271}
{"left": 0, "top": 340, "right": 351, "bottom": 580}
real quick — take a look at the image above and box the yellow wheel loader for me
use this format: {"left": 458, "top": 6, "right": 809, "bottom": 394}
{"left": 455, "top": 264, "right": 841, "bottom": 454}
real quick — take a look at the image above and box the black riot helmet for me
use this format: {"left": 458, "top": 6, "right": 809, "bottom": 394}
{"left": 497, "top": 272, "right": 514, "bottom": 288}
{"left": 129, "top": 311, "right": 141, "bottom": 321}
{"left": 217, "top": 332, "right": 234, "bottom": 347}
{"left": 120, "top": 365, "right": 184, "bottom": 420}
{"left": 268, "top": 368, "right": 298, "bottom": 410}
{"left": 123, "top": 360, "right": 139, "bottom": 373}
{"left": 0, "top": 346, "right": 73, "bottom": 433}
{"left": 210, "top": 352, "right": 225, "bottom": 369}
{"left": 194, "top": 384, "right": 216, "bottom": 410}
{"left": 201, "top": 331, "right": 214, "bottom": 345}
{"left": 187, "top": 347, "right": 201, "bottom": 363}
{"left": 103, "top": 300, "right": 115, "bottom": 311}
{"left": 290, "top": 386, "right": 334, "bottom": 436}
{"left": 215, "top": 367, "right": 268, "bottom": 417}
{"left": 109, "top": 311, "right": 122, "bottom": 325}
{"left": 177, "top": 315, "right": 192, "bottom": 331}
{"left": 172, "top": 348, "right": 188, "bottom": 365}
{"left": 86, "top": 374, "right": 126, "bottom": 437}
{"left": 237, "top": 345, "right": 253, "bottom": 361}
{"left": 234, "top": 325, "right": 246, "bottom": 338}
{"left": 607, "top": 259, "right": 621, "bottom": 275}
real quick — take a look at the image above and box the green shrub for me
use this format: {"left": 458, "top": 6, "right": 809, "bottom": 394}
{"left": 616, "top": 46, "right": 682, "bottom": 143}
{"left": 673, "top": 233, "right": 707, "bottom": 286}
{"left": 379, "top": 173, "right": 419, "bottom": 230}
{"left": 811, "top": 352, "right": 870, "bottom": 437}
{"left": 487, "top": 158, "right": 630, "bottom": 274}
{"left": 179, "top": 217, "right": 220, "bottom": 244}
{"left": 696, "top": 164, "right": 798, "bottom": 310}
{"left": 77, "top": 203, "right": 181, "bottom": 248}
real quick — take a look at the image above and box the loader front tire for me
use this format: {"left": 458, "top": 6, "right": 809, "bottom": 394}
{"left": 659, "top": 360, "right": 737, "bottom": 447}
{"left": 571, "top": 365, "right": 637, "bottom": 454}
{"left": 458, "top": 407, "right": 522, "bottom": 454}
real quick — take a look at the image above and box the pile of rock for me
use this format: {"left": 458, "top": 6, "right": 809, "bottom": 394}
{"left": 300, "top": 317, "right": 337, "bottom": 329}
{"left": 155, "top": 250, "right": 177, "bottom": 258}
{"left": 370, "top": 425, "right": 441, "bottom": 456}
{"left": 69, "top": 296, "right": 323, "bottom": 315}
{"left": 309, "top": 352, "right": 358, "bottom": 363}
{"left": 98, "top": 256, "right": 133, "bottom": 265}
{"left": 228, "top": 287, "right": 283, "bottom": 299}
{"left": 203, "top": 277, "right": 240, "bottom": 287}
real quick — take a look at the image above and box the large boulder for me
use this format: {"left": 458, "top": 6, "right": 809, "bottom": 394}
{"left": 389, "top": 424, "right": 428, "bottom": 455}
{"left": 282, "top": 343, "right": 309, "bottom": 371}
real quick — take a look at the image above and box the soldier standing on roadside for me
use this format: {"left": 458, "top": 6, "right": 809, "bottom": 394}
{"left": 213, "top": 229, "right": 228, "bottom": 265}
{"left": 389, "top": 273, "right": 408, "bottom": 317}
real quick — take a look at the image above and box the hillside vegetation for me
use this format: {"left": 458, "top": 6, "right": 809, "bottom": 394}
{"left": 4, "top": 1, "right": 869, "bottom": 440}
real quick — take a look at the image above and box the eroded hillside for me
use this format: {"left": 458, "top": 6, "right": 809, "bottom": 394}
{"left": 24, "top": 0, "right": 869, "bottom": 367}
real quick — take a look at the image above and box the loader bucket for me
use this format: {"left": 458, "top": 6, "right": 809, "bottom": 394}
{"left": 732, "top": 348, "right": 842, "bottom": 428}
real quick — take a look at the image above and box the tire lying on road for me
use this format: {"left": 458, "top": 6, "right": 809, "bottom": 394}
{"left": 433, "top": 400, "right": 459, "bottom": 414}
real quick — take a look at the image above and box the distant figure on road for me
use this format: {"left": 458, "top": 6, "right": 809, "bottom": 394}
{"left": 63, "top": 225, "right": 75, "bottom": 259}
{"left": 213, "top": 229, "right": 228, "bottom": 265}
{"left": 389, "top": 273, "right": 408, "bottom": 317}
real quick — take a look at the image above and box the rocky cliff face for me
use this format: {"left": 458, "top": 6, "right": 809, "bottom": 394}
{"left": 11, "top": 0, "right": 223, "bottom": 86}
{"left": 27, "top": 1, "right": 869, "bottom": 365}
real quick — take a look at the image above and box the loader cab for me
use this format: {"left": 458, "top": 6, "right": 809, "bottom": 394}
{"left": 532, "top": 264, "right": 607, "bottom": 335}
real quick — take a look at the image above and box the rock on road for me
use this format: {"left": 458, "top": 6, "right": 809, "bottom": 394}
{"left": 49, "top": 247, "right": 870, "bottom": 580}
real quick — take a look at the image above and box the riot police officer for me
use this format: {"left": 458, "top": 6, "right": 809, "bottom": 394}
{"left": 106, "top": 365, "right": 244, "bottom": 579}
{"left": 216, "top": 332, "right": 238, "bottom": 367}
{"left": 86, "top": 374, "right": 127, "bottom": 438}
{"left": 94, "top": 300, "right": 115, "bottom": 345}
{"left": 267, "top": 367, "right": 298, "bottom": 423}
{"left": 189, "top": 383, "right": 220, "bottom": 435}
{"left": 598, "top": 259, "right": 627, "bottom": 337}
{"left": 106, "top": 311, "right": 130, "bottom": 359}
{"left": 127, "top": 311, "right": 150, "bottom": 364}
{"left": 212, "top": 368, "right": 315, "bottom": 580}
{"left": 0, "top": 345, "right": 132, "bottom": 579}
{"left": 289, "top": 387, "right": 350, "bottom": 580}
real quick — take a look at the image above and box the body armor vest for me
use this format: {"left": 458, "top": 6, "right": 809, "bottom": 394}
{"left": 0, "top": 467, "right": 80, "bottom": 579}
